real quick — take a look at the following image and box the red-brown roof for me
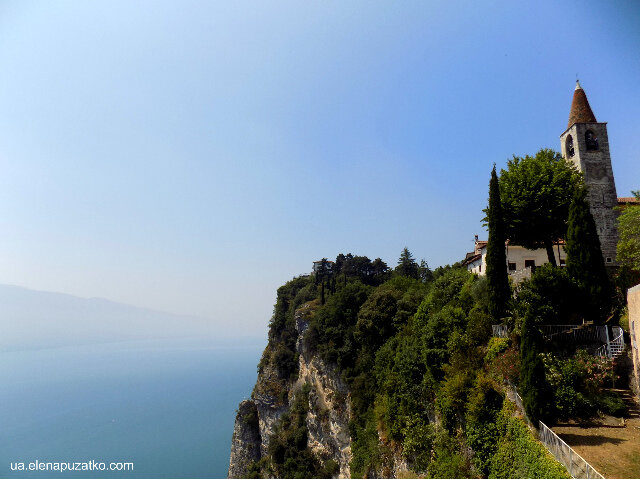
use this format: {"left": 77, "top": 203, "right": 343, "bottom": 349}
{"left": 568, "top": 81, "right": 596, "bottom": 128}
{"left": 618, "top": 197, "right": 640, "bottom": 205}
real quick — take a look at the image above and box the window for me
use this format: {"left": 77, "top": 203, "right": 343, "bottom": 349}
{"left": 508, "top": 262, "right": 517, "bottom": 271}
{"left": 559, "top": 258, "right": 566, "bottom": 266}
{"left": 478, "top": 264, "right": 482, "bottom": 273}
{"left": 565, "top": 135, "right": 575, "bottom": 158}
{"left": 606, "top": 257, "right": 612, "bottom": 263}
{"left": 524, "top": 260, "right": 535, "bottom": 272}
{"left": 585, "top": 130, "right": 599, "bottom": 150}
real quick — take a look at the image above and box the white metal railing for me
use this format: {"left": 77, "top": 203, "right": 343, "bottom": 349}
{"left": 594, "top": 326, "right": 625, "bottom": 359}
{"left": 539, "top": 421, "right": 606, "bottom": 479}
{"left": 505, "top": 380, "right": 607, "bottom": 479}
{"left": 492, "top": 324, "right": 509, "bottom": 338}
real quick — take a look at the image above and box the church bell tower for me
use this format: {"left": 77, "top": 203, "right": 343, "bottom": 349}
{"left": 560, "top": 81, "right": 619, "bottom": 266}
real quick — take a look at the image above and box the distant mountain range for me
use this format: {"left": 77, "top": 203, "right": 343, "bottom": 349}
{"left": 0, "top": 284, "right": 215, "bottom": 351}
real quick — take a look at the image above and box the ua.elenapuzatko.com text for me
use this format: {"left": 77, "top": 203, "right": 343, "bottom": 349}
{"left": 10, "top": 460, "right": 134, "bottom": 472}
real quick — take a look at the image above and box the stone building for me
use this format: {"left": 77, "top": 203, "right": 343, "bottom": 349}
{"left": 464, "top": 236, "right": 565, "bottom": 282}
{"left": 464, "top": 81, "right": 626, "bottom": 278}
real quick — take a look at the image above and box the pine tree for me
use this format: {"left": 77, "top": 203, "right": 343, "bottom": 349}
{"left": 565, "top": 188, "right": 611, "bottom": 323}
{"left": 395, "top": 247, "right": 420, "bottom": 279}
{"left": 486, "top": 166, "right": 511, "bottom": 321}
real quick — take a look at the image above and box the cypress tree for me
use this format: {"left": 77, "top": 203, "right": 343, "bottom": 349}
{"left": 519, "top": 311, "right": 553, "bottom": 425}
{"left": 565, "top": 188, "right": 611, "bottom": 323}
{"left": 486, "top": 166, "right": 511, "bottom": 321}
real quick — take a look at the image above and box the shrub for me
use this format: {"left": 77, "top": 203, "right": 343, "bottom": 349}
{"left": 542, "top": 351, "right": 624, "bottom": 419}
{"left": 515, "top": 264, "right": 578, "bottom": 325}
{"left": 465, "top": 375, "right": 504, "bottom": 475}
{"left": 488, "top": 402, "right": 571, "bottom": 479}
{"left": 436, "top": 370, "right": 474, "bottom": 433}
{"left": 485, "top": 337, "right": 510, "bottom": 363}
{"left": 491, "top": 345, "right": 520, "bottom": 384}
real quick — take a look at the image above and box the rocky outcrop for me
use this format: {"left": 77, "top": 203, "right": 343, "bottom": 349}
{"left": 296, "top": 308, "right": 352, "bottom": 479}
{"left": 227, "top": 401, "right": 261, "bottom": 479}
{"left": 227, "top": 302, "right": 352, "bottom": 479}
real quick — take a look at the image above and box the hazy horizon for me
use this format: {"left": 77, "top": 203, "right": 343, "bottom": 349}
{"left": 0, "top": 283, "right": 267, "bottom": 352}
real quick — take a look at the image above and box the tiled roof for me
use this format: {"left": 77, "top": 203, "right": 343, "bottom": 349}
{"left": 618, "top": 197, "right": 640, "bottom": 205}
{"left": 462, "top": 253, "right": 481, "bottom": 266}
{"left": 568, "top": 81, "right": 596, "bottom": 128}
{"left": 475, "top": 239, "right": 565, "bottom": 251}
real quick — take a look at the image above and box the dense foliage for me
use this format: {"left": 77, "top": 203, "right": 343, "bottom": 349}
{"left": 497, "top": 149, "right": 582, "bottom": 265}
{"left": 617, "top": 190, "right": 640, "bottom": 271}
{"left": 565, "top": 188, "right": 612, "bottom": 323}
{"left": 265, "top": 262, "right": 569, "bottom": 478}
{"left": 248, "top": 241, "right": 623, "bottom": 479}
{"left": 519, "top": 310, "right": 553, "bottom": 424}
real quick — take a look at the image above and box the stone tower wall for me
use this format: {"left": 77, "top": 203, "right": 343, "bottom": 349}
{"left": 561, "top": 122, "right": 619, "bottom": 265}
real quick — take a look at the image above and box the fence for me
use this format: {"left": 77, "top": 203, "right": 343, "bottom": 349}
{"left": 541, "top": 324, "right": 608, "bottom": 343}
{"left": 541, "top": 324, "right": 625, "bottom": 359}
{"left": 505, "top": 381, "right": 606, "bottom": 479}
{"left": 492, "top": 324, "right": 509, "bottom": 338}
{"left": 538, "top": 421, "right": 606, "bottom": 479}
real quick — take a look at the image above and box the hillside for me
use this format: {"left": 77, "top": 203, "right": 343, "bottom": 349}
{"left": 0, "top": 284, "right": 215, "bottom": 351}
{"left": 226, "top": 256, "right": 629, "bottom": 479}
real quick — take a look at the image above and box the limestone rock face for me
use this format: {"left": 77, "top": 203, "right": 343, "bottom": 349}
{"left": 227, "top": 303, "right": 353, "bottom": 479}
{"left": 296, "top": 310, "right": 352, "bottom": 479}
{"left": 227, "top": 400, "right": 261, "bottom": 479}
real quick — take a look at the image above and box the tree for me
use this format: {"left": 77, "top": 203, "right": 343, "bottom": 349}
{"left": 565, "top": 188, "right": 611, "bottom": 323}
{"left": 419, "top": 259, "right": 434, "bottom": 283}
{"left": 519, "top": 311, "right": 553, "bottom": 424}
{"left": 617, "top": 190, "right": 640, "bottom": 271}
{"left": 396, "top": 247, "right": 420, "bottom": 279}
{"left": 315, "top": 258, "right": 331, "bottom": 305}
{"left": 498, "top": 149, "right": 583, "bottom": 266}
{"left": 486, "top": 166, "right": 511, "bottom": 321}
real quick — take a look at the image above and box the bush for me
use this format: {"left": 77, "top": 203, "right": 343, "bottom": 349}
{"left": 542, "top": 351, "right": 624, "bottom": 419}
{"left": 488, "top": 402, "right": 571, "bottom": 479}
{"left": 436, "top": 370, "right": 474, "bottom": 433}
{"left": 485, "top": 337, "right": 510, "bottom": 363}
{"left": 465, "top": 375, "right": 504, "bottom": 475}
{"left": 515, "top": 264, "right": 578, "bottom": 325}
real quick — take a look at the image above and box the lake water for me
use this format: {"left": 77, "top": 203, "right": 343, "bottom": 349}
{"left": 0, "top": 337, "right": 263, "bottom": 478}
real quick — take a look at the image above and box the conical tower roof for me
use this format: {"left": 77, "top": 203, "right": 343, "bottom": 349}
{"left": 568, "top": 80, "right": 596, "bottom": 128}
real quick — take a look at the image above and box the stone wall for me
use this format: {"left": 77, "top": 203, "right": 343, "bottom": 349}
{"left": 561, "top": 122, "right": 619, "bottom": 266}
{"left": 628, "top": 284, "right": 640, "bottom": 400}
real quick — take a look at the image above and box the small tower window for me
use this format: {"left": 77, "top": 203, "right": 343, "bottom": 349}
{"left": 565, "top": 135, "right": 575, "bottom": 158}
{"left": 585, "top": 130, "right": 599, "bottom": 150}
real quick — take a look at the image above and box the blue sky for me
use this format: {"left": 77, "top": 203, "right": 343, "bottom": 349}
{"left": 0, "top": 1, "right": 638, "bottom": 337}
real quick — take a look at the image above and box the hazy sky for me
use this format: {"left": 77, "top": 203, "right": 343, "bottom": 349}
{"left": 0, "top": 1, "right": 638, "bottom": 337}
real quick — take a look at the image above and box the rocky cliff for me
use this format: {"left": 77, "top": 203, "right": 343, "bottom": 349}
{"left": 227, "top": 302, "right": 353, "bottom": 479}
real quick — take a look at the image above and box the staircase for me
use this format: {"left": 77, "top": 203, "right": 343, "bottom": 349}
{"left": 614, "top": 388, "right": 640, "bottom": 420}
{"left": 594, "top": 326, "right": 625, "bottom": 359}
{"left": 540, "top": 324, "right": 625, "bottom": 359}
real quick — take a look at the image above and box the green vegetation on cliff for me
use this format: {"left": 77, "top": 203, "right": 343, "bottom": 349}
{"left": 248, "top": 256, "right": 583, "bottom": 478}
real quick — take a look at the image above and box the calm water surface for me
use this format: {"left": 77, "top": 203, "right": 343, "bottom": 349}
{"left": 0, "top": 338, "right": 263, "bottom": 478}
